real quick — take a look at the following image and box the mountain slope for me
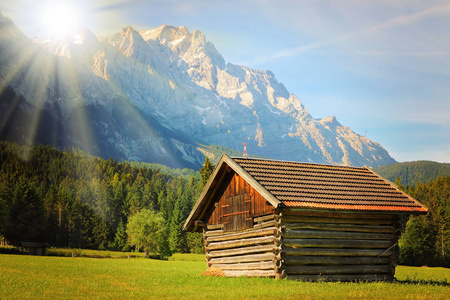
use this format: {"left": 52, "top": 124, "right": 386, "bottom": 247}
{"left": 0, "top": 13, "right": 396, "bottom": 168}
{"left": 374, "top": 161, "right": 450, "bottom": 186}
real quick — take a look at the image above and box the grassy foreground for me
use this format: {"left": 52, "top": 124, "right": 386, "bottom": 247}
{"left": 1, "top": 253, "right": 449, "bottom": 299}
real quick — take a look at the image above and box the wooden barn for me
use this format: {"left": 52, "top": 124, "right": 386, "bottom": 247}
{"left": 183, "top": 154, "right": 428, "bottom": 281}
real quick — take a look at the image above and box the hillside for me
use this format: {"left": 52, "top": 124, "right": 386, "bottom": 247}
{"left": 374, "top": 161, "right": 450, "bottom": 186}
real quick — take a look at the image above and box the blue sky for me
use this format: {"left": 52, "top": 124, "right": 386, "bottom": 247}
{"left": 2, "top": 0, "right": 450, "bottom": 163}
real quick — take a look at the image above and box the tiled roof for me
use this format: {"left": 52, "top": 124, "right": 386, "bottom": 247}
{"left": 232, "top": 157, "right": 427, "bottom": 213}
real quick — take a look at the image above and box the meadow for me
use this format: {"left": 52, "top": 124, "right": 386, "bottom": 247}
{"left": 1, "top": 252, "right": 449, "bottom": 299}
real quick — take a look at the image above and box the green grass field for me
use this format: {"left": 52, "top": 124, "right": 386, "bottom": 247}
{"left": 1, "top": 252, "right": 449, "bottom": 299}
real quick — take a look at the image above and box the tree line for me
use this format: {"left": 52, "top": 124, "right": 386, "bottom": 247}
{"left": 397, "top": 176, "right": 450, "bottom": 267}
{"left": 0, "top": 141, "right": 214, "bottom": 258}
{"left": 374, "top": 161, "right": 450, "bottom": 187}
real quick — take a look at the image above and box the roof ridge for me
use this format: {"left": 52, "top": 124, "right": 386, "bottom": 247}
{"left": 231, "top": 156, "right": 367, "bottom": 170}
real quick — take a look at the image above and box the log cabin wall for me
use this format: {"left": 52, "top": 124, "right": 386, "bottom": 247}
{"left": 278, "top": 209, "right": 401, "bottom": 282}
{"left": 204, "top": 214, "right": 282, "bottom": 277}
{"left": 206, "top": 173, "right": 275, "bottom": 232}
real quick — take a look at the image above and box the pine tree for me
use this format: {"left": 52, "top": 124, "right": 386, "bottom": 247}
{"left": 5, "top": 178, "right": 47, "bottom": 245}
{"left": 113, "top": 220, "right": 128, "bottom": 251}
{"left": 399, "top": 215, "right": 438, "bottom": 266}
{"left": 0, "top": 176, "right": 11, "bottom": 238}
{"left": 126, "top": 172, "right": 145, "bottom": 216}
{"left": 186, "top": 232, "right": 204, "bottom": 254}
{"left": 199, "top": 156, "right": 215, "bottom": 187}
{"left": 168, "top": 198, "right": 188, "bottom": 253}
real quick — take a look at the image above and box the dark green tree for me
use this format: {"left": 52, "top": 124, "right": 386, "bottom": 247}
{"left": 399, "top": 215, "right": 438, "bottom": 266}
{"left": 5, "top": 178, "right": 47, "bottom": 245}
{"left": 186, "top": 232, "right": 204, "bottom": 254}
{"left": 168, "top": 191, "right": 189, "bottom": 253}
{"left": 113, "top": 220, "right": 128, "bottom": 251}
{"left": 199, "top": 156, "right": 215, "bottom": 187}
{"left": 0, "top": 176, "right": 11, "bottom": 238}
{"left": 399, "top": 176, "right": 450, "bottom": 267}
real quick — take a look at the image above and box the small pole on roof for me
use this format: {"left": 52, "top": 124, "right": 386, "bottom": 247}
{"left": 243, "top": 143, "right": 248, "bottom": 158}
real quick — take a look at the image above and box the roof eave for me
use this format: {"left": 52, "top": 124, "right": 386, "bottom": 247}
{"left": 279, "top": 204, "right": 428, "bottom": 215}
{"left": 183, "top": 154, "right": 229, "bottom": 232}
{"left": 226, "top": 156, "right": 281, "bottom": 209}
{"left": 365, "top": 166, "right": 428, "bottom": 214}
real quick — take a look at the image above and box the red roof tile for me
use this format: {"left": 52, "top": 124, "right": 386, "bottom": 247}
{"left": 232, "top": 157, "right": 427, "bottom": 213}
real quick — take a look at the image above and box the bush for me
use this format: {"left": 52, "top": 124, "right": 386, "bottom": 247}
{"left": 0, "top": 246, "right": 23, "bottom": 255}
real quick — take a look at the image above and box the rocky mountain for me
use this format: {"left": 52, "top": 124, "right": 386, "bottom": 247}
{"left": 0, "top": 12, "right": 396, "bottom": 169}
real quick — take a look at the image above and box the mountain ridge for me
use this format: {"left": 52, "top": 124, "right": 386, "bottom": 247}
{"left": 0, "top": 13, "right": 396, "bottom": 168}
{"left": 374, "top": 161, "right": 450, "bottom": 187}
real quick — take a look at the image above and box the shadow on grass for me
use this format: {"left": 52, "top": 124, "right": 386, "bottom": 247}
{"left": 0, "top": 246, "right": 151, "bottom": 259}
{"left": 394, "top": 278, "right": 450, "bottom": 287}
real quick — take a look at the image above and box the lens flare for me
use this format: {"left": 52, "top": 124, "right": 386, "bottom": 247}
{"left": 40, "top": 1, "right": 81, "bottom": 38}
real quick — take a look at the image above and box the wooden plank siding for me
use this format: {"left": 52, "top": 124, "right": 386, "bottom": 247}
{"left": 204, "top": 203, "right": 400, "bottom": 281}
{"left": 207, "top": 173, "right": 275, "bottom": 232}
{"left": 277, "top": 209, "right": 401, "bottom": 282}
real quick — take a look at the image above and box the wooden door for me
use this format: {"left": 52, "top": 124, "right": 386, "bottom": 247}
{"left": 223, "top": 175, "right": 253, "bottom": 232}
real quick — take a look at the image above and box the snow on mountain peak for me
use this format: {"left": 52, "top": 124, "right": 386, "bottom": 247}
{"left": 140, "top": 24, "right": 190, "bottom": 45}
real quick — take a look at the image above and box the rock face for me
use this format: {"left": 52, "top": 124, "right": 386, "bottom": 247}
{"left": 0, "top": 13, "right": 396, "bottom": 168}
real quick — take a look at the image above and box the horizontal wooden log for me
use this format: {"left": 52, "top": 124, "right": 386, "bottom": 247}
{"left": 284, "top": 264, "right": 391, "bottom": 275}
{"left": 203, "top": 220, "right": 278, "bottom": 237}
{"left": 207, "top": 236, "right": 278, "bottom": 250}
{"left": 282, "top": 216, "right": 395, "bottom": 226}
{"left": 203, "top": 230, "right": 224, "bottom": 237}
{"left": 280, "top": 209, "right": 397, "bottom": 220}
{"left": 281, "top": 247, "right": 394, "bottom": 257}
{"left": 208, "top": 253, "right": 275, "bottom": 264}
{"left": 206, "top": 224, "right": 224, "bottom": 230}
{"left": 206, "top": 227, "right": 278, "bottom": 243}
{"left": 212, "top": 261, "right": 275, "bottom": 270}
{"left": 254, "top": 214, "right": 279, "bottom": 223}
{"left": 283, "top": 222, "right": 395, "bottom": 233}
{"left": 222, "top": 269, "right": 277, "bottom": 277}
{"left": 207, "top": 244, "right": 279, "bottom": 258}
{"left": 284, "top": 229, "right": 395, "bottom": 241}
{"left": 286, "top": 274, "right": 394, "bottom": 282}
{"left": 283, "top": 238, "right": 393, "bottom": 249}
{"left": 253, "top": 220, "right": 279, "bottom": 230}
{"left": 284, "top": 255, "right": 391, "bottom": 266}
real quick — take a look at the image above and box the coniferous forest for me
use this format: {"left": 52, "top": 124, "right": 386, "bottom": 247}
{"left": 0, "top": 141, "right": 212, "bottom": 257}
{"left": 0, "top": 141, "right": 449, "bottom": 266}
{"left": 374, "top": 161, "right": 450, "bottom": 187}
{"left": 398, "top": 176, "right": 450, "bottom": 267}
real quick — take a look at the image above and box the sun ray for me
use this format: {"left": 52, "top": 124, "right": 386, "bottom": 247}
{"left": 40, "top": 1, "right": 82, "bottom": 38}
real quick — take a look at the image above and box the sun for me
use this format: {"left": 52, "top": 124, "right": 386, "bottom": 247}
{"left": 40, "top": 1, "right": 82, "bottom": 38}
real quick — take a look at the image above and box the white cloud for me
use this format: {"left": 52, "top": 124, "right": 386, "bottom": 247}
{"left": 243, "top": 2, "right": 450, "bottom": 65}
